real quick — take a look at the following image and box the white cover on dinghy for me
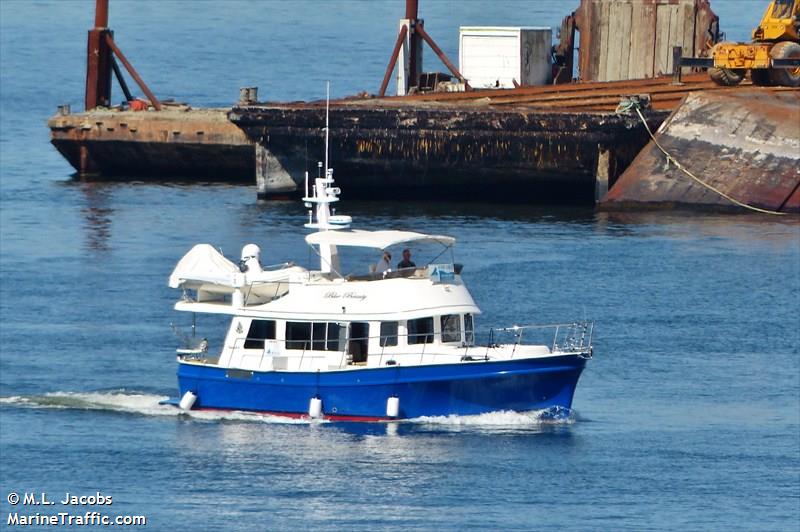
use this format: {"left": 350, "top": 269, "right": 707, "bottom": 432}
{"left": 169, "top": 244, "right": 306, "bottom": 303}
{"left": 169, "top": 244, "right": 242, "bottom": 290}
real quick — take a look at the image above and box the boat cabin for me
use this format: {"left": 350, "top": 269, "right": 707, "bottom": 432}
{"left": 210, "top": 311, "right": 478, "bottom": 371}
{"left": 170, "top": 224, "right": 494, "bottom": 372}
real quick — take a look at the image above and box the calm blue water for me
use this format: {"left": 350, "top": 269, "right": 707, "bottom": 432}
{"left": 1, "top": 1, "right": 798, "bottom": 530}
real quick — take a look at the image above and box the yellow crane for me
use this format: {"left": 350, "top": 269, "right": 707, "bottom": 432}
{"left": 709, "top": 0, "right": 800, "bottom": 86}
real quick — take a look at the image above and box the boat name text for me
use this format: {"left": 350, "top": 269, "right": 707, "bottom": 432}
{"left": 324, "top": 291, "right": 367, "bottom": 301}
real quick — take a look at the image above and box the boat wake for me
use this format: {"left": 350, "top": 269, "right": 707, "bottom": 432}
{"left": 408, "top": 406, "right": 575, "bottom": 426}
{"left": 1, "top": 391, "right": 576, "bottom": 427}
{"left": 0, "top": 391, "right": 313, "bottom": 424}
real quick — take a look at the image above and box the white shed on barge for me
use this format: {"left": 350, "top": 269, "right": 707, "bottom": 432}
{"left": 459, "top": 26, "right": 552, "bottom": 89}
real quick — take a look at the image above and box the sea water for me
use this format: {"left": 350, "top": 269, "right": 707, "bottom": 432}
{"left": 1, "top": 1, "right": 798, "bottom": 530}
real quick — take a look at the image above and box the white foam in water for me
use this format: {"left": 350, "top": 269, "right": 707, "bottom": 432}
{"left": 0, "top": 391, "right": 316, "bottom": 424}
{"left": 1, "top": 393, "right": 574, "bottom": 426}
{"left": 408, "top": 407, "right": 575, "bottom": 426}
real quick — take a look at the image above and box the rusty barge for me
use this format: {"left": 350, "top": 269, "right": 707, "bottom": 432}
{"left": 49, "top": 106, "right": 252, "bottom": 180}
{"left": 48, "top": 0, "right": 800, "bottom": 212}
{"left": 229, "top": 73, "right": 745, "bottom": 202}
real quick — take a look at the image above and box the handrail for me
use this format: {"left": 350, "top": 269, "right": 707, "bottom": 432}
{"left": 180, "top": 320, "right": 594, "bottom": 370}
{"left": 260, "top": 261, "right": 295, "bottom": 272}
{"left": 492, "top": 321, "right": 594, "bottom": 355}
{"left": 495, "top": 322, "right": 589, "bottom": 331}
{"left": 378, "top": 342, "right": 387, "bottom": 367}
{"left": 552, "top": 325, "right": 560, "bottom": 352}
{"left": 226, "top": 322, "right": 594, "bottom": 354}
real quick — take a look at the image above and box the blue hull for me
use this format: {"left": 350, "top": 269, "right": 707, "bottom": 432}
{"left": 175, "top": 355, "right": 587, "bottom": 420}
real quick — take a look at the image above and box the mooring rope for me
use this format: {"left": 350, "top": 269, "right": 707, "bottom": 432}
{"left": 617, "top": 99, "right": 787, "bottom": 216}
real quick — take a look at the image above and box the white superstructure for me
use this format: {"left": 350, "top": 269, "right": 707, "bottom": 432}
{"left": 167, "top": 85, "right": 590, "bottom": 383}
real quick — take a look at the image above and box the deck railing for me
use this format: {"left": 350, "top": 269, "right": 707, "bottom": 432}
{"left": 178, "top": 321, "right": 594, "bottom": 369}
{"left": 491, "top": 322, "right": 594, "bottom": 359}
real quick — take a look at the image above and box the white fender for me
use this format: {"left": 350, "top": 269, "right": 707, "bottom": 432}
{"left": 179, "top": 391, "right": 197, "bottom": 411}
{"left": 308, "top": 397, "right": 323, "bottom": 419}
{"left": 386, "top": 396, "right": 400, "bottom": 418}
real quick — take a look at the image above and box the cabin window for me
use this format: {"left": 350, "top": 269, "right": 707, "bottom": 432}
{"left": 380, "top": 321, "right": 398, "bottom": 347}
{"left": 312, "top": 323, "right": 326, "bottom": 351}
{"left": 286, "top": 322, "right": 312, "bottom": 350}
{"left": 326, "top": 323, "right": 341, "bottom": 351}
{"left": 244, "top": 319, "right": 276, "bottom": 349}
{"left": 286, "top": 321, "right": 341, "bottom": 351}
{"left": 408, "top": 317, "right": 434, "bottom": 344}
{"left": 464, "top": 314, "right": 475, "bottom": 345}
{"left": 440, "top": 314, "right": 461, "bottom": 343}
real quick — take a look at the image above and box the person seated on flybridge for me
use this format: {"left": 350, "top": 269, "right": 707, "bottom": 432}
{"left": 397, "top": 249, "right": 416, "bottom": 270}
{"left": 376, "top": 251, "right": 392, "bottom": 273}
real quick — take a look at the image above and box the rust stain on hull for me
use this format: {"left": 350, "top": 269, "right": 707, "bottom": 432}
{"left": 228, "top": 74, "right": 761, "bottom": 200}
{"left": 48, "top": 107, "right": 252, "bottom": 178}
{"left": 230, "top": 104, "right": 660, "bottom": 201}
{"left": 601, "top": 89, "right": 800, "bottom": 213}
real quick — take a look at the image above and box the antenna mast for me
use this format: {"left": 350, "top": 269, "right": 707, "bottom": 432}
{"left": 324, "top": 81, "right": 330, "bottom": 176}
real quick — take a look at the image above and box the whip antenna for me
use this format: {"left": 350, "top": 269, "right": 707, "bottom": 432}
{"left": 324, "top": 81, "right": 330, "bottom": 176}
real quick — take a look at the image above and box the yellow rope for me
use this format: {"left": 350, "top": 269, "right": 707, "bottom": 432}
{"left": 631, "top": 105, "right": 787, "bottom": 216}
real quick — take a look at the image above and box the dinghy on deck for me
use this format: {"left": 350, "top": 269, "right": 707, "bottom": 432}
{"left": 169, "top": 243, "right": 306, "bottom": 305}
